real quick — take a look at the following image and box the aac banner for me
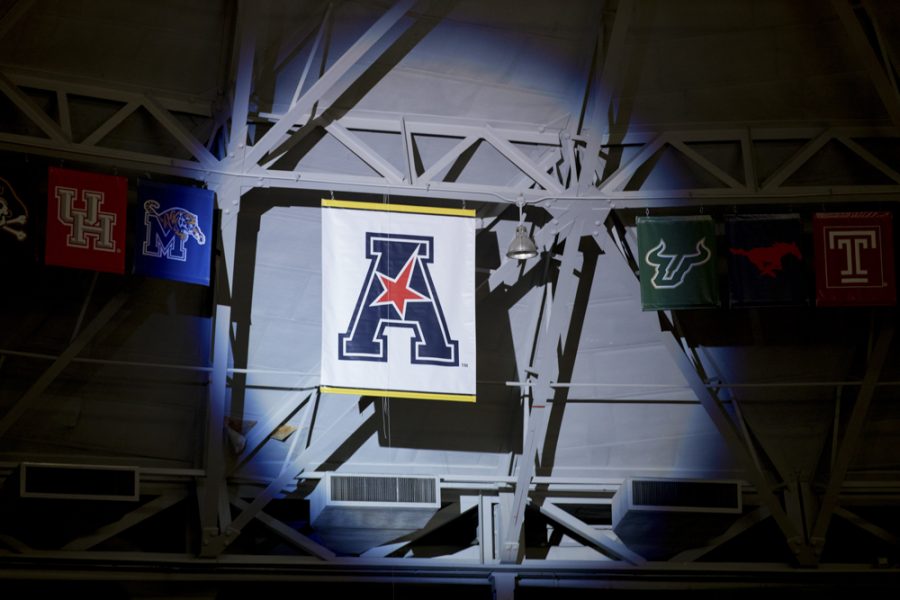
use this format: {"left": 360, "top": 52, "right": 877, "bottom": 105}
{"left": 133, "top": 180, "right": 214, "bottom": 285}
{"left": 45, "top": 167, "right": 127, "bottom": 273}
{"left": 814, "top": 212, "right": 895, "bottom": 306}
{"left": 637, "top": 215, "right": 719, "bottom": 310}
{"left": 726, "top": 214, "right": 807, "bottom": 306}
{"left": 320, "top": 199, "right": 476, "bottom": 402}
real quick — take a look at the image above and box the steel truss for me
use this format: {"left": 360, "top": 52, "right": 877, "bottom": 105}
{"left": 2, "top": 0, "right": 900, "bottom": 595}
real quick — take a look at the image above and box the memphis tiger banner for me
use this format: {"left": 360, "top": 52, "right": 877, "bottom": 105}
{"left": 133, "top": 180, "right": 214, "bottom": 286}
{"left": 726, "top": 214, "right": 808, "bottom": 306}
{"left": 45, "top": 167, "right": 127, "bottom": 274}
{"left": 814, "top": 212, "right": 895, "bottom": 306}
{"left": 637, "top": 215, "right": 719, "bottom": 310}
{"left": 320, "top": 199, "right": 476, "bottom": 402}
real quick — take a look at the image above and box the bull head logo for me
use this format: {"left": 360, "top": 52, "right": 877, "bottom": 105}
{"left": 644, "top": 238, "right": 712, "bottom": 289}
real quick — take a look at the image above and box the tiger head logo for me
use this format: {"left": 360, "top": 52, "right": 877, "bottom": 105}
{"left": 142, "top": 199, "right": 206, "bottom": 262}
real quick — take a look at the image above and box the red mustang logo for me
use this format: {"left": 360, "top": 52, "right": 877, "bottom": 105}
{"left": 730, "top": 242, "right": 802, "bottom": 277}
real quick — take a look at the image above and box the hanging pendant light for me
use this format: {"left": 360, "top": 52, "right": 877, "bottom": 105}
{"left": 506, "top": 198, "right": 538, "bottom": 260}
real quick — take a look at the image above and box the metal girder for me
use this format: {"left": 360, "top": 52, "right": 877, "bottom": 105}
{"left": 490, "top": 572, "right": 516, "bottom": 600}
{"left": 499, "top": 214, "right": 594, "bottom": 564}
{"left": 598, "top": 125, "right": 900, "bottom": 206}
{"left": 833, "top": 506, "right": 899, "bottom": 546}
{"left": 230, "top": 496, "right": 335, "bottom": 560}
{"left": 141, "top": 94, "right": 218, "bottom": 167}
{"left": 226, "top": 0, "right": 257, "bottom": 160}
{"left": 670, "top": 507, "right": 771, "bottom": 562}
{"left": 0, "top": 68, "right": 218, "bottom": 169}
{"left": 289, "top": 3, "right": 334, "bottom": 110}
{"left": 483, "top": 125, "right": 563, "bottom": 193}
{"left": 0, "top": 71, "right": 66, "bottom": 142}
{"left": 81, "top": 101, "right": 140, "bottom": 147}
{"left": 200, "top": 304, "right": 233, "bottom": 548}
{"left": 832, "top": 0, "right": 900, "bottom": 125}
{"left": 0, "top": 0, "right": 34, "bottom": 42}
{"left": 809, "top": 323, "right": 894, "bottom": 560}
{"left": 577, "top": 0, "right": 635, "bottom": 193}
{"left": 325, "top": 122, "right": 406, "bottom": 183}
{"left": 242, "top": 0, "right": 419, "bottom": 166}
{"left": 658, "top": 329, "right": 816, "bottom": 565}
{"left": 230, "top": 389, "right": 313, "bottom": 472}
{"left": 539, "top": 502, "right": 646, "bottom": 565}
{"left": 0, "top": 290, "right": 129, "bottom": 441}
{"left": 63, "top": 492, "right": 188, "bottom": 551}
{"left": 202, "top": 401, "right": 376, "bottom": 556}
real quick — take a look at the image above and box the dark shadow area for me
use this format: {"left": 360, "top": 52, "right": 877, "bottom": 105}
{"left": 397, "top": 505, "right": 478, "bottom": 558}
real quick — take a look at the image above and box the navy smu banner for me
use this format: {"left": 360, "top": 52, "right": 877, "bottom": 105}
{"left": 726, "top": 215, "right": 808, "bottom": 306}
{"left": 637, "top": 215, "right": 719, "bottom": 310}
{"left": 133, "top": 180, "right": 213, "bottom": 285}
{"left": 320, "top": 199, "right": 476, "bottom": 402}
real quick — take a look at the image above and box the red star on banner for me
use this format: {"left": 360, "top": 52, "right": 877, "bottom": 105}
{"left": 371, "top": 253, "right": 428, "bottom": 318}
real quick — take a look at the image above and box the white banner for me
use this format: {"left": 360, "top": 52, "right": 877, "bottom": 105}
{"left": 321, "top": 200, "right": 476, "bottom": 402}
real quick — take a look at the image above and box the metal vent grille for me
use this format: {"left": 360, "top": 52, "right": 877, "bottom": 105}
{"left": 20, "top": 462, "right": 139, "bottom": 501}
{"left": 632, "top": 480, "right": 738, "bottom": 510}
{"left": 330, "top": 475, "right": 436, "bottom": 504}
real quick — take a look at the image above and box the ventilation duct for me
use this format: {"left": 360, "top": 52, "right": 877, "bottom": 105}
{"left": 309, "top": 473, "right": 440, "bottom": 555}
{"left": 612, "top": 478, "right": 741, "bottom": 560}
{"left": 19, "top": 462, "right": 139, "bottom": 501}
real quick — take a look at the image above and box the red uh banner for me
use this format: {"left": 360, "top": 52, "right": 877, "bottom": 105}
{"left": 814, "top": 212, "right": 895, "bottom": 306}
{"left": 45, "top": 167, "right": 127, "bottom": 274}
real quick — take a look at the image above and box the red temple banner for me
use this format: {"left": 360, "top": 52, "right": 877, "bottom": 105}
{"left": 813, "top": 212, "right": 895, "bottom": 306}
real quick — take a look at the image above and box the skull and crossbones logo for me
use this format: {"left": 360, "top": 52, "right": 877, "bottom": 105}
{"left": 0, "top": 177, "right": 28, "bottom": 241}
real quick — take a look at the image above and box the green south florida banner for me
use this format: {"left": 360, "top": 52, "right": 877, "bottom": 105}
{"left": 637, "top": 215, "right": 719, "bottom": 310}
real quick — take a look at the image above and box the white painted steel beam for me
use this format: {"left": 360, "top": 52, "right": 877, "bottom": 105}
{"left": 81, "top": 101, "right": 140, "bottom": 147}
{"left": 289, "top": 3, "right": 333, "bottom": 109}
{"left": 832, "top": 0, "right": 900, "bottom": 125}
{"left": 670, "top": 507, "right": 771, "bottom": 562}
{"left": 244, "top": 0, "right": 419, "bottom": 166}
{"left": 809, "top": 324, "right": 894, "bottom": 559}
{"left": 200, "top": 304, "right": 233, "bottom": 551}
{"left": 64, "top": 492, "right": 188, "bottom": 551}
{"left": 540, "top": 502, "right": 645, "bottom": 565}
{"left": 0, "top": 0, "right": 34, "bottom": 43}
{"left": 142, "top": 94, "right": 218, "bottom": 167}
{"left": 230, "top": 388, "right": 313, "bottom": 472}
{"left": 598, "top": 133, "right": 669, "bottom": 192}
{"left": 833, "top": 506, "right": 899, "bottom": 545}
{"left": 325, "top": 122, "right": 405, "bottom": 183}
{"left": 760, "top": 130, "right": 832, "bottom": 191}
{"left": 0, "top": 291, "right": 129, "bottom": 441}
{"left": 669, "top": 138, "right": 745, "bottom": 189}
{"left": 227, "top": 0, "right": 257, "bottom": 160}
{"left": 205, "top": 402, "right": 376, "bottom": 556}
{"left": 0, "top": 71, "right": 66, "bottom": 142}
{"left": 659, "top": 331, "right": 816, "bottom": 565}
{"left": 500, "top": 216, "right": 591, "bottom": 563}
{"left": 578, "top": 0, "right": 634, "bottom": 194}
{"left": 483, "top": 125, "right": 563, "bottom": 193}
{"left": 231, "top": 496, "right": 336, "bottom": 560}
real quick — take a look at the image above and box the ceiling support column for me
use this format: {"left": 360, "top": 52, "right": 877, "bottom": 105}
{"left": 499, "top": 215, "right": 590, "bottom": 563}
{"left": 809, "top": 321, "right": 894, "bottom": 561}
{"left": 659, "top": 324, "right": 817, "bottom": 565}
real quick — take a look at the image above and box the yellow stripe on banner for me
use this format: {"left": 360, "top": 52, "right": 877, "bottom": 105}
{"left": 321, "top": 386, "right": 476, "bottom": 403}
{"left": 321, "top": 198, "right": 475, "bottom": 218}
